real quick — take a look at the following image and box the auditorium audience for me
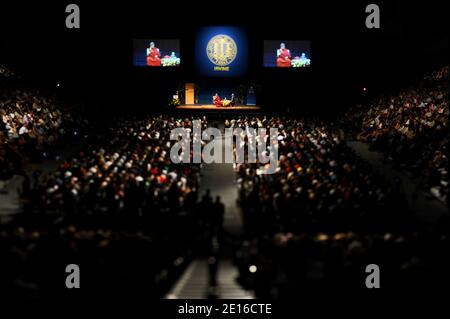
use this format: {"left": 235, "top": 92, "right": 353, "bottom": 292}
{"left": 226, "top": 115, "right": 448, "bottom": 297}
{"left": 1, "top": 115, "right": 208, "bottom": 298}
{"left": 1, "top": 85, "right": 84, "bottom": 179}
{"left": 29, "top": 115, "right": 206, "bottom": 215}
{"left": 0, "top": 224, "right": 196, "bottom": 299}
{"left": 0, "top": 65, "right": 448, "bottom": 299}
{"left": 344, "top": 66, "right": 449, "bottom": 202}
{"left": 234, "top": 230, "right": 450, "bottom": 297}
{"left": 228, "top": 116, "right": 408, "bottom": 232}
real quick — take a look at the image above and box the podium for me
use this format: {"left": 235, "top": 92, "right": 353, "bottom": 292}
{"left": 185, "top": 83, "right": 195, "bottom": 105}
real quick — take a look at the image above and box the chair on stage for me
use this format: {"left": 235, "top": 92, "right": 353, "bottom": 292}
{"left": 222, "top": 98, "right": 232, "bottom": 107}
{"left": 230, "top": 93, "right": 236, "bottom": 107}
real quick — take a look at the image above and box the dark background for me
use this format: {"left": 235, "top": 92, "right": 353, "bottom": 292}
{"left": 1, "top": 0, "right": 448, "bottom": 118}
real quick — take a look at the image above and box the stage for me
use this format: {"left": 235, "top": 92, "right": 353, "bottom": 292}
{"left": 176, "top": 104, "right": 260, "bottom": 111}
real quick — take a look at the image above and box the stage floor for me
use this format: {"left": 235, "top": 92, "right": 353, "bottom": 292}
{"left": 176, "top": 104, "right": 260, "bottom": 111}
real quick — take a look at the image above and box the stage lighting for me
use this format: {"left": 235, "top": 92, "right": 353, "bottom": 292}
{"left": 249, "top": 265, "right": 257, "bottom": 273}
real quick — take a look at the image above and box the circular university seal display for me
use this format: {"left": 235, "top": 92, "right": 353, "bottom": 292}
{"left": 206, "top": 34, "right": 237, "bottom": 66}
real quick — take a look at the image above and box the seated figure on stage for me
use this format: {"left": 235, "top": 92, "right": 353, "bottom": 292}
{"left": 276, "top": 43, "right": 291, "bottom": 67}
{"left": 213, "top": 93, "right": 223, "bottom": 107}
{"left": 230, "top": 93, "right": 236, "bottom": 106}
{"left": 146, "top": 42, "right": 161, "bottom": 66}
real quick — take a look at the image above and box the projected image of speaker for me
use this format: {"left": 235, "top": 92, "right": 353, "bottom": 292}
{"left": 133, "top": 39, "right": 180, "bottom": 67}
{"left": 264, "top": 40, "right": 311, "bottom": 68}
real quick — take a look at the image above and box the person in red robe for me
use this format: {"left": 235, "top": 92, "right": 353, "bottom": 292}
{"left": 146, "top": 42, "right": 161, "bottom": 66}
{"left": 276, "top": 43, "right": 291, "bottom": 67}
{"left": 213, "top": 93, "right": 223, "bottom": 107}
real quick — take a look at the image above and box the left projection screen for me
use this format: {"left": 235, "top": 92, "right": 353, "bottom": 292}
{"left": 133, "top": 39, "right": 181, "bottom": 67}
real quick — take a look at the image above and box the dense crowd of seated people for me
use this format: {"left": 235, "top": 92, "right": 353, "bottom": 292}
{"left": 228, "top": 116, "right": 409, "bottom": 233}
{"left": 1, "top": 79, "right": 83, "bottom": 180}
{"left": 226, "top": 116, "right": 449, "bottom": 297}
{"left": 27, "top": 115, "right": 206, "bottom": 216}
{"left": 1, "top": 115, "right": 209, "bottom": 299}
{"left": 0, "top": 70, "right": 212, "bottom": 297}
{"left": 343, "top": 66, "right": 449, "bottom": 203}
{"left": 1, "top": 63, "right": 448, "bottom": 299}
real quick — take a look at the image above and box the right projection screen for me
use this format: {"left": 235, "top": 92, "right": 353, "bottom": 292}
{"left": 263, "top": 40, "right": 311, "bottom": 68}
